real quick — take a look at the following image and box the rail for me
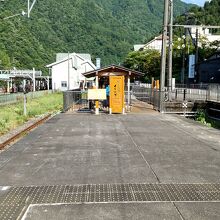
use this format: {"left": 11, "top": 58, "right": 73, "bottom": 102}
{"left": 0, "top": 114, "right": 51, "bottom": 150}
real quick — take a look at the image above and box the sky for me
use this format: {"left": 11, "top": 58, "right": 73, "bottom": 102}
{"left": 182, "top": 0, "right": 210, "bottom": 6}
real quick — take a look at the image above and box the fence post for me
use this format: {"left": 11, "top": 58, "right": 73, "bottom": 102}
{"left": 218, "top": 85, "right": 220, "bottom": 102}
{"left": 183, "top": 89, "right": 186, "bottom": 101}
{"left": 23, "top": 93, "right": 27, "bottom": 116}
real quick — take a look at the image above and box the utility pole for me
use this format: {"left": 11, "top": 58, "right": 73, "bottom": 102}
{"left": 159, "top": 0, "right": 169, "bottom": 112}
{"left": 181, "top": 34, "right": 186, "bottom": 85}
{"left": 195, "top": 28, "right": 199, "bottom": 83}
{"left": 168, "top": 0, "right": 173, "bottom": 101}
{"left": 27, "top": 0, "right": 37, "bottom": 18}
{"left": 68, "top": 52, "right": 70, "bottom": 90}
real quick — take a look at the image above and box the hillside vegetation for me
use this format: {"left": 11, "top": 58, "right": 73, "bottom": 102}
{"left": 0, "top": 0, "right": 190, "bottom": 72}
{"left": 175, "top": 0, "right": 220, "bottom": 30}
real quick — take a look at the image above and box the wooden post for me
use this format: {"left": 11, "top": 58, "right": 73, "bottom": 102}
{"left": 127, "top": 72, "right": 131, "bottom": 112}
{"left": 151, "top": 77, "right": 154, "bottom": 89}
{"left": 95, "top": 72, "right": 99, "bottom": 114}
{"left": 156, "top": 80, "right": 160, "bottom": 90}
{"left": 33, "top": 68, "right": 36, "bottom": 92}
{"left": 95, "top": 100, "right": 99, "bottom": 115}
{"left": 7, "top": 81, "right": 10, "bottom": 93}
{"left": 95, "top": 72, "right": 99, "bottom": 88}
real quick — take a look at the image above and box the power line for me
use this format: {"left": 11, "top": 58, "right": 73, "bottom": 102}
{"left": 173, "top": 25, "right": 220, "bottom": 29}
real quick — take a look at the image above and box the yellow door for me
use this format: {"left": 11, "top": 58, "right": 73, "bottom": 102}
{"left": 110, "top": 76, "right": 124, "bottom": 113}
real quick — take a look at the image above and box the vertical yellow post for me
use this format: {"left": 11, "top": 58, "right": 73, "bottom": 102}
{"left": 95, "top": 72, "right": 99, "bottom": 115}
{"left": 151, "top": 77, "right": 154, "bottom": 89}
{"left": 127, "top": 73, "right": 131, "bottom": 112}
{"left": 95, "top": 100, "right": 99, "bottom": 114}
{"left": 156, "top": 80, "right": 160, "bottom": 90}
{"left": 110, "top": 76, "right": 124, "bottom": 114}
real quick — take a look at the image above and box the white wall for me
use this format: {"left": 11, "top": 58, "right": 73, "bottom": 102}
{"left": 51, "top": 55, "right": 95, "bottom": 91}
{"left": 145, "top": 40, "right": 162, "bottom": 51}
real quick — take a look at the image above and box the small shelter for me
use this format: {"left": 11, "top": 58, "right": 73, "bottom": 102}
{"left": 83, "top": 65, "right": 144, "bottom": 114}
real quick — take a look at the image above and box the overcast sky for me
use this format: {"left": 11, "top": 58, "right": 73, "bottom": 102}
{"left": 182, "top": 0, "right": 210, "bottom": 6}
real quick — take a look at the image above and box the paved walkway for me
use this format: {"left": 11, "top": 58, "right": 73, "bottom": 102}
{"left": 0, "top": 111, "right": 220, "bottom": 219}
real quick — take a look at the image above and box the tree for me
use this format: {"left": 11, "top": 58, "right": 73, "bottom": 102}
{"left": 0, "top": 50, "right": 11, "bottom": 69}
{"left": 124, "top": 49, "right": 161, "bottom": 82}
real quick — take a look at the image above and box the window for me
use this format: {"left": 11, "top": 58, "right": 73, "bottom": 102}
{"left": 61, "top": 81, "right": 67, "bottom": 87}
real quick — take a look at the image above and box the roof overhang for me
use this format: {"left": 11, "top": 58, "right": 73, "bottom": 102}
{"left": 82, "top": 65, "right": 144, "bottom": 78}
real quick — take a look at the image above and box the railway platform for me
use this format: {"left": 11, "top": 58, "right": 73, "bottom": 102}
{"left": 0, "top": 112, "right": 220, "bottom": 219}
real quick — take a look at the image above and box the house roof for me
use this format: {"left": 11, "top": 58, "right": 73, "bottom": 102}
{"left": 143, "top": 35, "right": 165, "bottom": 47}
{"left": 46, "top": 53, "right": 96, "bottom": 70}
{"left": 56, "top": 53, "right": 92, "bottom": 62}
{"left": 82, "top": 64, "right": 144, "bottom": 78}
{"left": 134, "top": 44, "right": 145, "bottom": 51}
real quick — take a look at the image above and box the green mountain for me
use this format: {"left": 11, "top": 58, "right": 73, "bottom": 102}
{"left": 175, "top": 0, "right": 220, "bottom": 29}
{"left": 0, "top": 0, "right": 190, "bottom": 73}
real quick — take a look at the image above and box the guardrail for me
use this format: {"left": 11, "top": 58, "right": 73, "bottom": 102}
{"left": 207, "top": 84, "right": 220, "bottom": 103}
{"left": 63, "top": 90, "right": 89, "bottom": 112}
{"left": 0, "top": 90, "right": 53, "bottom": 105}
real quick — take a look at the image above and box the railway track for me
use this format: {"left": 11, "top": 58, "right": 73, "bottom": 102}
{"left": 0, "top": 114, "right": 51, "bottom": 150}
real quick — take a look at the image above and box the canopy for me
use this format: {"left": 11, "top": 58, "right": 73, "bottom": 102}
{"left": 82, "top": 65, "right": 144, "bottom": 78}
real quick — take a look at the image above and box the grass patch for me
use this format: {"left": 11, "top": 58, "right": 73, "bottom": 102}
{"left": 0, "top": 92, "right": 63, "bottom": 135}
{"left": 195, "top": 109, "right": 220, "bottom": 129}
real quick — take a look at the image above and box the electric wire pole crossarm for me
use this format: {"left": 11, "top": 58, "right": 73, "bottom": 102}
{"left": 28, "top": 0, "right": 37, "bottom": 18}
{"left": 173, "top": 25, "right": 220, "bottom": 29}
{"left": 3, "top": 11, "right": 26, "bottom": 20}
{"left": 2, "top": 0, "right": 37, "bottom": 20}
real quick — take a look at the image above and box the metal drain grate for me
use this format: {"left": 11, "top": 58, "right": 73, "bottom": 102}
{"left": 0, "top": 183, "right": 220, "bottom": 219}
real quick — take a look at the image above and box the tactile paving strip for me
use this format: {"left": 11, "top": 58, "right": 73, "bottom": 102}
{"left": 0, "top": 183, "right": 220, "bottom": 219}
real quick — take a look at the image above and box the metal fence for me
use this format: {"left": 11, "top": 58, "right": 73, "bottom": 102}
{"left": 63, "top": 84, "right": 220, "bottom": 113}
{"left": 132, "top": 85, "right": 208, "bottom": 102}
{"left": 207, "top": 84, "right": 220, "bottom": 102}
{"left": 175, "top": 84, "right": 209, "bottom": 90}
{"left": 0, "top": 90, "right": 52, "bottom": 105}
{"left": 63, "top": 90, "right": 132, "bottom": 113}
{"left": 132, "top": 86, "right": 208, "bottom": 113}
{"left": 173, "top": 88, "right": 207, "bottom": 102}
{"left": 63, "top": 91, "right": 90, "bottom": 112}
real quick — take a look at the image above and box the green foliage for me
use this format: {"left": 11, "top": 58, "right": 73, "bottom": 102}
{"left": 170, "top": 0, "right": 220, "bottom": 81}
{"left": 124, "top": 50, "right": 161, "bottom": 82}
{"left": 0, "top": 50, "right": 11, "bottom": 69}
{"left": 196, "top": 110, "right": 208, "bottom": 124}
{"left": 0, "top": 92, "right": 62, "bottom": 135}
{"left": 0, "top": 0, "right": 190, "bottom": 73}
{"left": 196, "top": 109, "right": 220, "bottom": 129}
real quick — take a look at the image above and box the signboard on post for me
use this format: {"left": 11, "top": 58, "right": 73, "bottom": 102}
{"left": 110, "top": 76, "right": 124, "bottom": 113}
{"left": 88, "top": 89, "right": 106, "bottom": 100}
{"left": 188, "top": 54, "right": 195, "bottom": 78}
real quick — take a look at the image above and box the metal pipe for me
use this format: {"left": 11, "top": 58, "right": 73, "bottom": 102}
{"left": 159, "top": 0, "right": 169, "bottom": 112}
{"left": 168, "top": 0, "right": 173, "bottom": 101}
{"left": 127, "top": 74, "right": 131, "bottom": 111}
{"left": 68, "top": 52, "right": 70, "bottom": 90}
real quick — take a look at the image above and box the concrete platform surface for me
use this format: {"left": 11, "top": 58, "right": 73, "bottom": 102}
{"left": 0, "top": 112, "right": 220, "bottom": 219}
{"left": 23, "top": 202, "right": 220, "bottom": 220}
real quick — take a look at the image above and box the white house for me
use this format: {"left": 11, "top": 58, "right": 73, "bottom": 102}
{"left": 46, "top": 53, "right": 96, "bottom": 91}
{"left": 190, "top": 27, "right": 220, "bottom": 46}
{"left": 133, "top": 44, "right": 145, "bottom": 51}
{"left": 135, "top": 28, "right": 220, "bottom": 53}
{"left": 142, "top": 35, "right": 164, "bottom": 51}
{"left": 134, "top": 35, "right": 166, "bottom": 53}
